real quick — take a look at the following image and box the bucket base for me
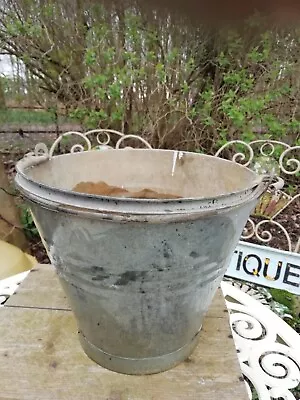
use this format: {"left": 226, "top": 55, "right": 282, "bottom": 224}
{"left": 78, "top": 328, "right": 202, "bottom": 375}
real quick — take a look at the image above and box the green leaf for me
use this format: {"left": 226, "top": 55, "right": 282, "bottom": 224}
{"left": 108, "top": 82, "right": 121, "bottom": 99}
{"left": 85, "top": 49, "right": 97, "bottom": 66}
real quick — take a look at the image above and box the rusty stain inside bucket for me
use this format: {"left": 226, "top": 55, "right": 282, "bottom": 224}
{"left": 73, "top": 181, "right": 182, "bottom": 199}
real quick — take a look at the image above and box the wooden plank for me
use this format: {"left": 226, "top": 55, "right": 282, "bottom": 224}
{"left": 6, "top": 265, "right": 226, "bottom": 318}
{"left": 0, "top": 307, "right": 247, "bottom": 400}
{"left": 5, "top": 264, "right": 70, "bottom": 310}
{"left": 1, "top": 265, "right": 247, "bottom": 399}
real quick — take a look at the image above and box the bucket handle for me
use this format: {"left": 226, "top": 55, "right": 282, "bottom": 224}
{"left": 250, "top": 174, "right": 273, "bottom": 199}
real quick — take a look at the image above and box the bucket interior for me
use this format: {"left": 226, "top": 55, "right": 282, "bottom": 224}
{"left": 25, "top": 149, "right": 257, "bottom": 199}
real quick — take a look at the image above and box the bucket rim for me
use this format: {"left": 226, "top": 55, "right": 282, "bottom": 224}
{"left": 15, "top": 149, "right": 269, "bottom": 216}
{"left": 15, "top": 148, "right": 260, "bottom": 203}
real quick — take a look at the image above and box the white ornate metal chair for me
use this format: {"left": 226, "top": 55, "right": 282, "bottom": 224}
{"left": 215, "top": 140, "right": 299, "bottom": 253}
{"left": 216, "top": 139, "right": 300, "bottom": 400}
{"left": 221, "top": 281, "right": 300, "bottom": 400}
{"left": 1, "top": 132, "right": 299, "bottom": 400}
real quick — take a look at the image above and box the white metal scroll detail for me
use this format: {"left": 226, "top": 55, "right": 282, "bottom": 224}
{"left": 221, "top": 281, "right": 300, "bottom": 400}
{"left": 215, "top": 140, "right": 300, "bottom": 254}
{"left": 31, "top": 129, "right": 152, "bottom": 160}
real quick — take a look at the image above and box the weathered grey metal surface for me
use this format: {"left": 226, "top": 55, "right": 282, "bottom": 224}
{"left": 15, "top": 148, "right": 269, "bottom": 374}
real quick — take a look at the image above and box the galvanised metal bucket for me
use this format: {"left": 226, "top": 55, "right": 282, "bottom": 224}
{"left": 15, "top": 146, "right": 269, "bottom": 374}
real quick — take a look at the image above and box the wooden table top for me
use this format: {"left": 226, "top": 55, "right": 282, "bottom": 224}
{"left": 1, "top": 265, "right": 248, "bottom": 400}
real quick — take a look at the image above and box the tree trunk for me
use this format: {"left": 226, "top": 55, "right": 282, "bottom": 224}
{"left": 0, "top": 78, "right": 6, "bottom": 109}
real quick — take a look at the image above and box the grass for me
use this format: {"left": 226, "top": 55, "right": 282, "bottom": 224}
{"left": 269, "top": 288, "right": 295, "bottom": 310}
{"left": 0, "top": 108, "right": 72, "bottom": 125}
{"left": 19, "top": 205, "right": 39, "bottom": 239}
{"left": 269, "top": 288, "right": 300, "bottom": 332}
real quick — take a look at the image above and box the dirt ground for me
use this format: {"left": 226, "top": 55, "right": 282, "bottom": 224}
{"left": 250, "top": 198, "right": 300, "bottom": 252}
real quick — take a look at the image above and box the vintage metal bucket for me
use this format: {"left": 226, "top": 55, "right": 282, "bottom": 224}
{"left": 15, "top": 136, "right": 269, "bottom": 375}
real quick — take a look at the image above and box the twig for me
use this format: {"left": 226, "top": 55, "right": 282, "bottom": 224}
{"left": 2, "top": 226, "right": 15, "bottom": 241}
{"left": 0, "top": 187, "right": 18, "bottom": 197}
{"left": 0, "top": 214, "right": 23, "bottom": 230}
